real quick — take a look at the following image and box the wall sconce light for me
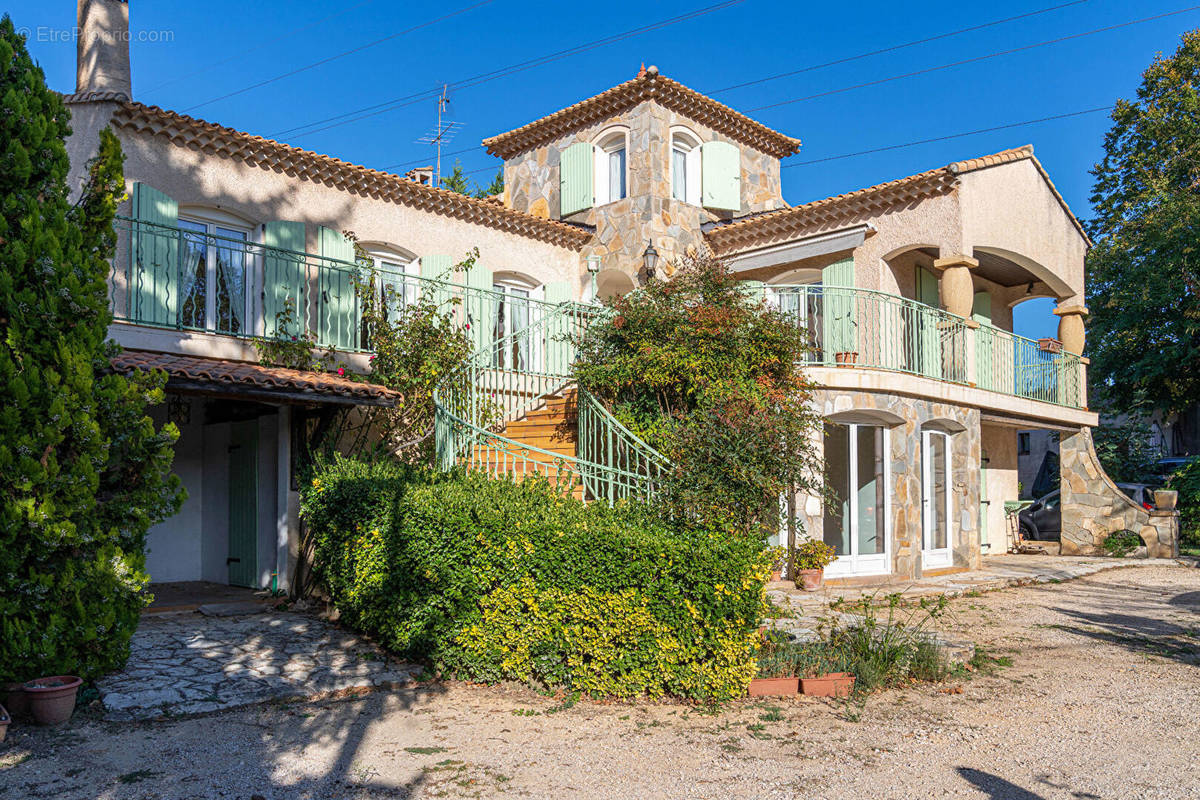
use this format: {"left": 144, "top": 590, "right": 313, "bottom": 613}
{"left": 642, "top": 240, "right": 659, "bottom": 281}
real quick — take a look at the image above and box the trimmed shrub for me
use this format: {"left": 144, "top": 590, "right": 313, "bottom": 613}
{"left": 301, "top": 456, "right": 773, "bottom": 701}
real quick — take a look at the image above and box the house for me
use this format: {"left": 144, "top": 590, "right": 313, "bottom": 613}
{"left": 62, "top": 0, "right": 1177, "bottom": 594}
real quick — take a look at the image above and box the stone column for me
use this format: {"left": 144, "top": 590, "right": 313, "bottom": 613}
{"left": 1052, "top": 304, "right": 1088, "bottom": 355}
{"left": 934, "top": 254, "right": 978, "bottom": 318}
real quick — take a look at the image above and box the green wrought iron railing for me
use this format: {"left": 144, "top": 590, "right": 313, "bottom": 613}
{"left": 109, "top": 215, "right": 560, "bottom": 353}
{"left": 752, "top": 284, "right": 1085, "bottom": 409}
{"left": 433, "top": 300, "right": 669, "bottom": 504}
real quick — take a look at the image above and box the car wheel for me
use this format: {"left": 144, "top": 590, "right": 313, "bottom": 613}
{"left": 1020, "top": 522, "right": 1038, "bottom": 541}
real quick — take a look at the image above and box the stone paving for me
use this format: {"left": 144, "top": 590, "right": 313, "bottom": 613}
{"left": 97, "top": 608, "right": 420, "bottom": 721}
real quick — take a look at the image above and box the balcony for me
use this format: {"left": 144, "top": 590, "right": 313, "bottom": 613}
{"left": 760, "top": 285, "right": 1085, "bottom": 410}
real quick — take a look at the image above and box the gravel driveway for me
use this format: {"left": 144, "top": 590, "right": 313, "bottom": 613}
{"left": 3, "top": 563, "right": 1199, "bottom": 799}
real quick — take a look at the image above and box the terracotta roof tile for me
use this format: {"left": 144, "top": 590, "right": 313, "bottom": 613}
{"left": 705, "top": 146, "right": 1090, "bottom": 254}
{"left": 110, "top": 350, "right": 399, "bottom": 407}
{"left": 482, "top": 66, "right": 801, "bottom": 160}
{"left": 95, "top": 101, "right": 591, "bottom": 251}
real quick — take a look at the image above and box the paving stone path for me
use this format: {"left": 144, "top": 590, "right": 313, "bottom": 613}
{"left": 97, "top": 609, "right": 420, "bottom": 721}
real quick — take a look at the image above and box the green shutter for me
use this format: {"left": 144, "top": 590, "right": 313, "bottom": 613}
{"left": 560, "top": 142, "right": 594, "bottom": 217}
{"left": 972, "top": 290, "right": 994, "bottom": 391}
{"left": 419, "top": 254, "right": 455, "bottom": 312}
{"left": 701, "top": 140, "right": 741, "bottom": 211}
{"left": 916, "top": 266, "right": 941, "bottom": 379}
{"left": 738, "top": 280, "right": 766, "bottom": 302}
{"left": 463, "top": 262, "right": 493, "bottom": 354}
{"left": 543, "top": 280, "right": 575, "bottom": 372}
{"left": 822, "top": 257, "right": 856, "bottom": 361}
{"left": 131, "top": 183, "right": 179, "bottom": 326}
{"left": 262, "top": 221, "right": 307, "bottom": 339}
{"left": 317, "top": 226, "right": 359, "bottom": 350}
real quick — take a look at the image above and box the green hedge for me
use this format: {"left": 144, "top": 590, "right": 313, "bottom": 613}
{"left": 301, "top": 457, "right": 773, "bottom": 701}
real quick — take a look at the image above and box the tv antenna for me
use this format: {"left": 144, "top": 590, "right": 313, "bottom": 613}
{"left": 416, "top": 85, "right": 463, "bottom": 188}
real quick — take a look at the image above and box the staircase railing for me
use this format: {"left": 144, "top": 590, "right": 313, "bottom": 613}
{"left": 433, "top": 300, "right": 669, "bottom": 504}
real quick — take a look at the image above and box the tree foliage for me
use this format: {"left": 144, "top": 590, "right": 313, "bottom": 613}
{"left": 0, "top": 18, "right": 183, "bottom": 683}
{"left": 572, "top": 254, "right": 823, "bottom": 532}
{"left": 1092, "top": 411, "right": 1160, "bottom": 484}
{"left": 440, "top": 160, "right": 504, "bottom": 199}
{"left": 1087, "top": 30, "right": 1200, "bottom": 414}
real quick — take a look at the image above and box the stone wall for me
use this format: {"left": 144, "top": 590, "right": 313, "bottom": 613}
{"left": 503, "top": 100, "right": 786, "bottom": 279}
{"left": 795, "top": 389, "right": 982, "bottom": 581}
{"left": 1060, "top": 428, "right": 1179, "bottom": 558}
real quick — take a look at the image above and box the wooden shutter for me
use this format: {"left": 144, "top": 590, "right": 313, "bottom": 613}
{"left": 560, "top": 142, "right": 594, "bottom": 217}
{"left": 543, "top": 280, "right": 575, "bottom": 372}
{"left": 262, "top": 221, "right": 307, "bottom": 339}
{"left": 419, "top": 254, "right": 456, "bottom": 317}
{"left": 463, "top": 262, "right": 493, "bottom": 354}
{"left": 821, "top": 258, "right": 856, "bottom": 361}
{"left": 915, "top": 266, "right": 941, "bottom": 379}
{"left": 131, "top": 183, "right": 179, "bottom": 326}
{"left": 317, "top": 226, "right": 359, "bottom": 350}
{"left": 701, "top": 140, "right": 741, "bottom": 211}
{"left": 738, "top": 280, "right": 766, "bottom": 302}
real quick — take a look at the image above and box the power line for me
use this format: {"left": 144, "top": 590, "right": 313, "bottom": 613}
{"left": 784, "top": 106, "right": 1113, "bottom": 166}
{"left": 712, "top": 0, "right": 1092, "bottom": 94}
{"left": 749, "top": 5, "right": 1200, "bottom": 112}
{"left": 183, "top": 0, "right": 497, "bottom": 113}
{"left": 266, "top": 0, "right": 747, "bottom": 141}
{"left": 140, "top": 0, "right": 380, "bottom": 97}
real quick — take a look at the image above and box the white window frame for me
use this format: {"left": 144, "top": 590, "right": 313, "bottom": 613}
{"left": 921, "top": 429, "right": 955, "bottom": 569}
{"left": 669, "top": 126, "right": 702, "bottom": 206}
{"left": 593, "top": 127, "right": 629, "bottom": 206}
{"left": 363, "top": 244, "right": 417, "bottom": 311}
{"left": 492, "top": 277, "right": 536, "bottom": 371}
{"left": 824, "top": 422, "right": 892, "bottom": 578}
{"left": 176, "top": 208, "right": 255, "bottom": 336}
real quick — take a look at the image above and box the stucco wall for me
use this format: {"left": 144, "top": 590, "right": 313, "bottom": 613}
{"left": 143, "top": 399, "right": 204, "bottom": 583}
{"left": 980, "top": 423, "right": 1020, "bottom": 553}
{"left": 959, "top": 160, "right": 1088, "bottom": 302}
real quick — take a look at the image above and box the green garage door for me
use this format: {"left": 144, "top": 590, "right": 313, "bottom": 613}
{"left": 227, "top": 420, "right": 259, "bottom": 588}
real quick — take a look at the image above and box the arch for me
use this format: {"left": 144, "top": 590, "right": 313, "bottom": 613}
{"left": 177, "top": 204, "right": 258, "bottom": 230}
{"left": 492, "top": 269, "right": 539, "bottom": 290}
{"left": 827, "top": 409, "right": 905, "bottom": 428}
{"left": 880, "top": 242, "right": 941, "bottom": 263}
{"left": 358, "top": 240, "right": 418, "bottom": 265}
{"left": 972, "top": 245, "right": 1073, "bottom": 300}
{"left": 768, "top": 266, "right": 821, "bottom": 285}
{"left": 595, "top": 268, "right": 635, "bottom": 301}
{"left": 923, "top": 417, "right": 967, "bottom": 434}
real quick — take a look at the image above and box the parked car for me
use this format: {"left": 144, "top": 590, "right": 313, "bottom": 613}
{"left": 1018, "top": 483, "right": 1154, "bottom": 541}
{"left": 1147, "top": 456, "right": 1198, "bottom": 487}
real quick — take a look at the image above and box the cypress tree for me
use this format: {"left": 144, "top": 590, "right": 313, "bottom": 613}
{"left": 0, "top": 17, "right": 184, "bottom": 683}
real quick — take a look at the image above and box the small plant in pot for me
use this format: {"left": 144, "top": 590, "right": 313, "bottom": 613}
{"left": 23, "top": 676, "right": 83, "bottom": 726}
{"left": 748, "top": 636, "right": 800, "bottom": 696}
{"left": 792, "top": 539, "right": 838, "bottom": 591}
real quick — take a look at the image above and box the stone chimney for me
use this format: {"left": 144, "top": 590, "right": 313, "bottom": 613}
{"left": 75, "top": 0, "right": 131, "bottom": 99}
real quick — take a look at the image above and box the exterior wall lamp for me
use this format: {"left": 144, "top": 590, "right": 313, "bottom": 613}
{"left": 642, "top": 241, "right": 659, "bottom": 281}
{"left": 586, "top": 255, "right": 601, "bottom": 302}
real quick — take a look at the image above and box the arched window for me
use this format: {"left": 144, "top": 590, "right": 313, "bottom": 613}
{"left": 362, "top": 243, "right": 417, "bottom": 315}
{"left": 176, "top": 207, "right": 256, "bottom": 336}
{"left": 594, "top": 128, "right": 628, "bottom": 205}
{"left": 670, "top": 127, "right": 702, "bottom": 205}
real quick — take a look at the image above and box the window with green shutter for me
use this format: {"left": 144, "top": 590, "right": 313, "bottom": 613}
{"left": 130, "top": 183, "right": 179, "bottom": 326}
{"left": 560, "top": 141, "right": 594, "bottom": 216}
{"left": 701, "top": 140, "right": 741, "bottom": 211}
{"left": 822, "top": 257, "right": 856, "bottom": 360}
{"left": 317, "top": 226, "right": 359, "bottom": 350}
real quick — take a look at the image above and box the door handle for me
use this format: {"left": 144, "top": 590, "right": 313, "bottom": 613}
{"left": 227, "top": 557, "right": 241, "bottom": 565}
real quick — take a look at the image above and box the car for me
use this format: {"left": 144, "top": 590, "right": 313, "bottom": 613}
{"left": 1018, "top": 483, "right": 1155, "bottom": 541}
{"left": 1146, "top": 456, "right": 1198, "bottom": 487}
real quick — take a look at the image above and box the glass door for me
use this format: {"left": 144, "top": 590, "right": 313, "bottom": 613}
{"left": 921, "top": 429, "right": 953, "bottom": 569}
{"left": 823, "top": 422, "right": 890, "bottom": 577}
{"left": 492, "top": 284, "right": 531, "bottom": 371}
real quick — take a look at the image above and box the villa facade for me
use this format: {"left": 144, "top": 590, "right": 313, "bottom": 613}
{"left": 63, "top": 0, "right": 1176, "bottom": 593}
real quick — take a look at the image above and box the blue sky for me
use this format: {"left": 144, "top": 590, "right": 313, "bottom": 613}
{"left": 10, "top": 0, "right": 1199, "bottom": 338}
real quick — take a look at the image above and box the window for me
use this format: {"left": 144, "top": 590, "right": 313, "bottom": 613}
{"left": 823, "top": 422, "right": 889, "bottom": 575}
{"left": 670, "top": 128, "right": 702, "bottom": 205}
{"left": 1018, "top": 432, "right": 1031, "bottom": 455}
{"left": 360, "top": 246, "right": 416, "bottom": 347}
{"left": 492, "top": 282, "right": 532, "bottom": 370}
{"left": 594, "top": 129, "right": 628, "bottom": 205}
{"left": 177, "top": 214, "right": 251, "bottom": 335}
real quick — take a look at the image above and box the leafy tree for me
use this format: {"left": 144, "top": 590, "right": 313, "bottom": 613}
{"left": 474, "top": 168, "right": 504, "bottom": 199}
{"left": 573, "top": 254, "right": 824, "bottom": 533}
{"left": 440, "top": 159, "right": 473, "bottom": 195}
{"left": 1092, "top": 411, "right": 1160, "bottom": 484}
{"left": 1086, "top": 30, "right": 1200, "bottom": 415}
{"left": 0, "top": 18, "right": 184, "bottom": 683}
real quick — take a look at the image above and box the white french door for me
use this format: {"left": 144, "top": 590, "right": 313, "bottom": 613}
{"left": 823, "top": 422, "right": 890, "bottom": 577}
{"left": 921, "top": 429, "right": 954, "bottom": 569}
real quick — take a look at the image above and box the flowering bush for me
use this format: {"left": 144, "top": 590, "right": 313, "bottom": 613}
{"left": 792, "top": 539, "right": 838, "bottom": 570}
{"left": 301, "top": 456, "right": 774, "bottom": 701}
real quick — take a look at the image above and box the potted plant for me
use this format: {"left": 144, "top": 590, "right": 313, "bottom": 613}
{"left": 793, "top": 539, "right": 838, "bottom": 591}
{"left": 23, "top": 675, "right": 82, "bottom": 726}
{"left": 834, "top": 351, "right": 859, "bottom": 366}
{"left": 2, "top": 682, "right": 29, "bottom": 721}
{"left": 1153, "top": 488, "right": 1178, "bottom": 511}
{"left": 800, "top": 672, "right": 856, "bottom": 698}
{"left": 748, "top": 641, "right": 799, "bottom": 697}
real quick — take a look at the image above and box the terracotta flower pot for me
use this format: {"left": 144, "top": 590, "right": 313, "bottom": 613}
{"left": 23, "top": 676, "right": 82, "bottom": 726}
{"left": 2, "top": 682, "right": 29, "bottom": 721}
{"left": 801, "top": 672, "right": 856, "bottom": 698}
{"left": 0, "top": 703, "right": 10, "bottom": 742}
{"left": 834, "top": 352, "right": 859, "bottom": 366}
{"left": 795, "top": 568, "right": 824, "bottom": 592}
{"left": 1153, "top": 489, "right": 1178, "bottom": 511}
{"left": 748, "top": 676, "right": 799, "bottom": 697}
{"left": 769, "top": 567, "right": 783, "bottom": 582}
